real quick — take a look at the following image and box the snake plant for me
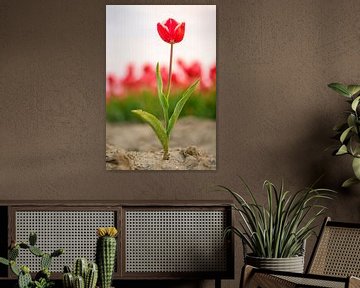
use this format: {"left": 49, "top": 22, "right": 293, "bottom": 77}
{"left": 220, "top": 178, "right": 335, "bottom": 258}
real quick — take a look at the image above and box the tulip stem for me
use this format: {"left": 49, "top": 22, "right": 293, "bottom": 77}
{"left": 166, "top": 43, "right": 174, "bottom": 102}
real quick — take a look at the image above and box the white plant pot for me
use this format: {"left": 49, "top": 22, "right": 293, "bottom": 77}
{"left": 245, "top": 254, "right": 305, "bottom": 273}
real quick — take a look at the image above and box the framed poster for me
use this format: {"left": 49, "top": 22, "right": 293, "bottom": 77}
{"left": 106, "top": 5, "right": 216, "bottom": 170}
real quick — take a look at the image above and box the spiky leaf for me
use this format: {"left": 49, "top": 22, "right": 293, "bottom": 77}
{"left": 156, "top": 62, "right": 169, "bottom": 125}
{"left": 131, "top": 110, "right": 168, "bottom": 151}
{"left": 167, "top": 79, "right": 200, "bottom": 136}
{"left": 342, "top": 177, "right": 360, "bottom": 188}
{"left": 328, "top": 83, "right": 351, "bottom": 97}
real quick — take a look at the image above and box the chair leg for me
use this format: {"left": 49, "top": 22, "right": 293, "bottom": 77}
{"left": 240, "top": 265, "right": 255, "bottom": 288}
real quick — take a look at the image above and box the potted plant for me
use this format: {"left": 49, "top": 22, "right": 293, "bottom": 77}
{"left": 0, "top": 232, "right": 64, "bottom": 288}
{"left": 220, "top": 179, "right": 334, "bottom": 273}
{"left": 328, "top": 83, "right": 360, "bottom": 187}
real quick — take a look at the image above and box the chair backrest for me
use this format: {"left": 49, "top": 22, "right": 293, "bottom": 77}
{"left": 307, "top": 217, "right": 360, "bottom": 277}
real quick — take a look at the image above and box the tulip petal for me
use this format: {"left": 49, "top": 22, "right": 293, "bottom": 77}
{"left": 165, "top": 18, "right": 179, "bottom": 33}
{"left": 157, "top": 22, "right": 171, "bottom": 43}
{"left": 173, "top": 22, "right": 185, "bottom": 43}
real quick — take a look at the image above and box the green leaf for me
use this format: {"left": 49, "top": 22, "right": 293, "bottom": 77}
{"left": 156, "top": 63, "right": 169, "bottom": 125}
{"left": 340, "top": 126, "right": 353, "bottom": 143}
{"left": 0, "top": 257, "right": 9, "bottom": 266}
{"left": 352, "top": 157, "right": 360, "bottom": 179}
{"left": 347, "top": 85, "right": 360, "bottom": 97}
{"left": 131, "top": 109, "right": 168, "bottom": 151}
{"left": 351, "top": 96, "right": 360, "bottom": 111}
{"left": 336, "top": 145, "right": 348, "bottom": 155}
{"left": 167, "top": 79, "right": 200, "bottom": 136}
{"left": 328, "top": 83, "right": 351, "bottom": 97}
{"left": 342, "top": 177, "right": 360, "bottom": 188}
{"left": 10, "top": 261, "right": 20, "bottom": 276}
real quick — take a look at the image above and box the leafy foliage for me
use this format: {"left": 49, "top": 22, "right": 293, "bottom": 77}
{"left": 0, "top": 233, "right": 63, "bottom": 288}
{"left": 131, "top": 62, "right": 199, "bottom": 159}
{"left": 220, "top": 178, "right": 335, "bottom": 258}
{"left": 106, "top": 90, "right": 216, "bottom": 123}
{"left": 328, "top": 83, "right": 360, "bottom": 187}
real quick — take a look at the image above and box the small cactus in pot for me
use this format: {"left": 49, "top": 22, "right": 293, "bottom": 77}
{"left": 96, "top": 227, "right": 118, "bottom": 288}
{"left": 62, "top": 259, "right": 98, "bottom": 288}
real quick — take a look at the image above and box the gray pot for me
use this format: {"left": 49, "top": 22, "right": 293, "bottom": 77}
{"left": 245, "top": 254, "right": 305, "bottom": 273}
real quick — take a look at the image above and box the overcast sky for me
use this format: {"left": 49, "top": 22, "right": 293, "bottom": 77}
{"left": 106, "top": 5, "right": 216, "bottom": 77}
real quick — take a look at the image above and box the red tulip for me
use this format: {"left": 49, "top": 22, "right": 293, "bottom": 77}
{"left": 157, "top": 18, "right": 185, "bottom": 44}
{"left": 209, "top": 65, "right": 216, "bottom": 82}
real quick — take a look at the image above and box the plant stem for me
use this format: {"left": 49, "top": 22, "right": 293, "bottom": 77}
{"left": 163, "top": 43, "right": 173, "bottom": 160}
{"left": 166, "top": 43, "right": 174, "bottom": 102}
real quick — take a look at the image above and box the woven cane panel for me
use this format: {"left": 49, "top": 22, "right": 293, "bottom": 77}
{"left": 277, "top": 275, "right": 345, "bottom": 288}
{"left": 310, "top": 226, "right": 360, "bottom": 277}
{"left": 125, "top": 210, "right": 227, "bottom": 273}
{"left": 15, "top": 211, "right": 115, "bottom": 272}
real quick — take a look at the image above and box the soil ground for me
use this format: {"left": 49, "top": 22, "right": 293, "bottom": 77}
{"left": 106, "top": 117, "right": 216, "bottom": 170}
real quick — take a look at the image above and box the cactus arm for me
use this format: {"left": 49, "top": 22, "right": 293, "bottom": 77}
{"left": 40, "top": 254, "right": 52, "bottom": 270}
{"left": 8, "top": 246, "right": 19, "bottom": 260}
{"left": 50, "top": 248, "right": 64, "bottom": 257}
{"left": 29, "top": 246, "right": 44, "bottom": 257}
{"left": 73, "top": 275, "right": 85, "bottom": 288}
{"left": 85, "top": 263, "right": 98, "bottom": 288}
{"left": 29, "top": 232, "right": 37, "bottom": 246}
{"left": 18, "top": 271, "right": 32, "bottom": 288}
{"left": 74, "top": 258, "right": 88, "bottom": 279}
{"left": 63, "top": 272, "right": 74, "bottom": 288}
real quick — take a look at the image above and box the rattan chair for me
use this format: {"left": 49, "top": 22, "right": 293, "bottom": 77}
{"left": 241, "top": 217, "right": 360, "bottom": 288}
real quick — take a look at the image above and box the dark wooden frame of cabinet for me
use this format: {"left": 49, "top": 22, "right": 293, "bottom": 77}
{"left": 0, "top": 201, "right": 234, "bottom": 285}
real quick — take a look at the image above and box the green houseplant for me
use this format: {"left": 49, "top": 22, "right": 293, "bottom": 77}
{"left": 220, "top": 179, "right": 334, "bottom": 272}
{"left": 0, "top": 232, "right": 63, "bottom": 288}
{"left": 328, "top": 83, "right": 360, "bottom": 187}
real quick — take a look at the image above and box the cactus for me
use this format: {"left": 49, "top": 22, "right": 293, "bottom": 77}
{"left": 29, "top": 232, "right": 37, "bottom": 246}
{"left": 74, "top": 258, "right": 88, "bottom": 279}
{"left": 29, "top": 245, "right": 44, "bottom": 257}
{"left": 18, "top": 270, "right": 32, "bottom": 288}
{"left": 63, "top": 272, "right": 74, "bottom": 288}
{"left": 0, "top": 232, "right": 63, "bottom": 288}
{"left": 85, "top": 263, "right": 98, "bottom": 288}
{"left": 74, "top": 275, "right": 85, "bottom": 288}
{"left": 10, "top": 260, "right": 20, "bottom": 276}
{"left": 41, "top": 253, "right": 52, "bottom": 270}
{"left": 63, "top": 259, "right": 98, "bottom": 288}
{"left": 9, "top": 246, "right": 19, "bottom": 260}
{"left": 96, "top": 227, "right": 118, "bottom": 288}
